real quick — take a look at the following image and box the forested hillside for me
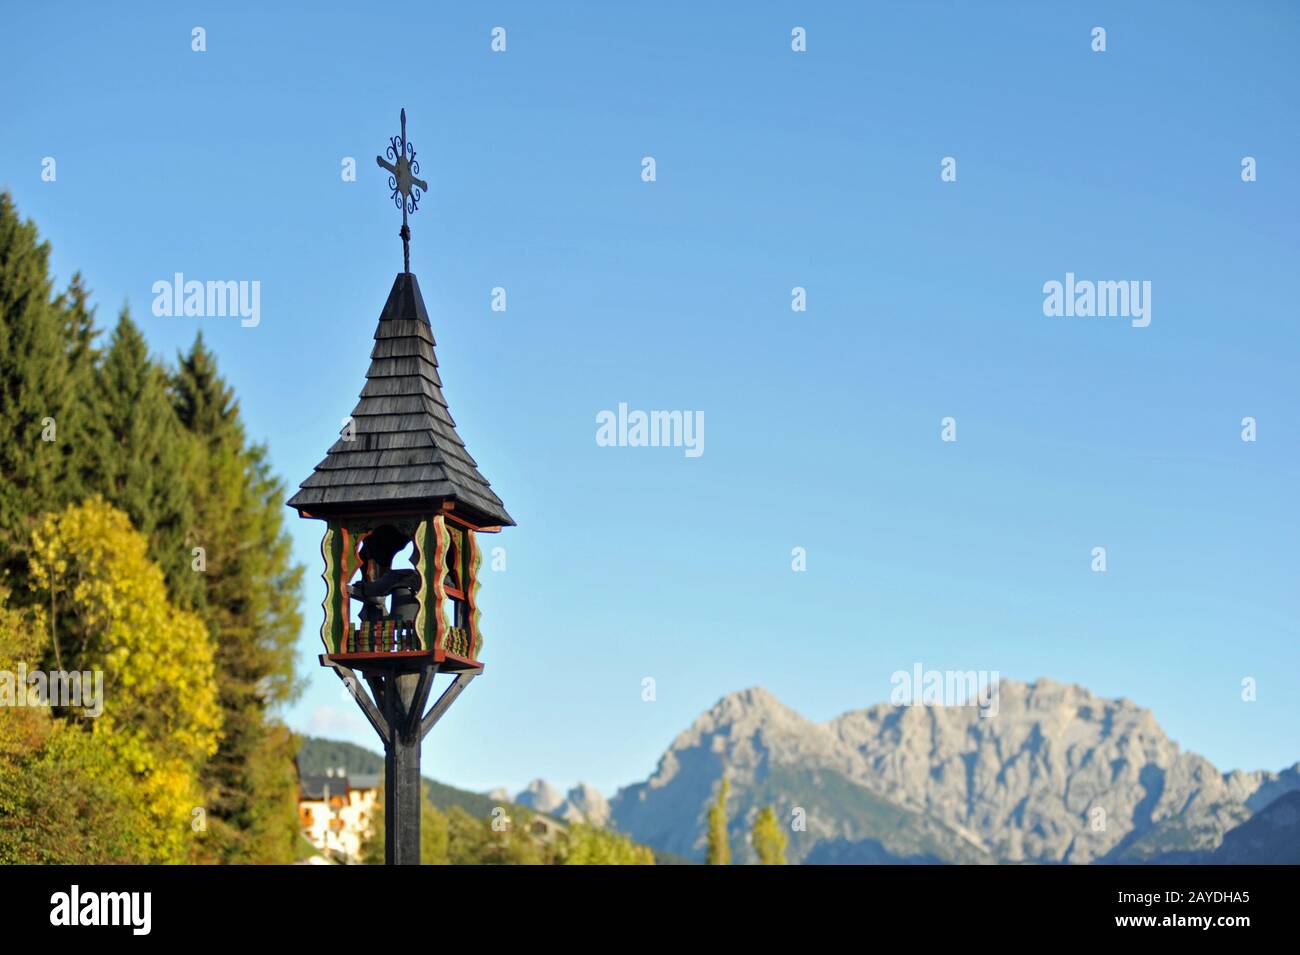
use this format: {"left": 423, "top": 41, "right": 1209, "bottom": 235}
{"left": 0, "top": 192, "right": 305, "bottom": 863}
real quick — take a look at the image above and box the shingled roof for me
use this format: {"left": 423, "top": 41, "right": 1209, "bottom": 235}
{"left": 286, "top": 273, "right": 514, "bottom": 528}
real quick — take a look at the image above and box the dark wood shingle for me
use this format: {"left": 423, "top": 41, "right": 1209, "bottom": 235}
{"left": 287, "top": 273, "right": 513, "bottom": 527}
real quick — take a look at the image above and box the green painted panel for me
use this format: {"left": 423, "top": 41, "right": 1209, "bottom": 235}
{"left": 467, "top": 530, "right": 483, "bottom": 659}
{"left": 319, "top": 523, "right": 345, "bottom": 653}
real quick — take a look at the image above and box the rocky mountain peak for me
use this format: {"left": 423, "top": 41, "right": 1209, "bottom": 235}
{"left": 493, "top": 779, "right": 612, "bottom": 827}
{"left": 515, "top": 778, "right": 564, "bottom": 814}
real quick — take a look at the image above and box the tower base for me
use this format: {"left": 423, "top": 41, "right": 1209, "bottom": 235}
{"left": 320, "top": 654, "right": 481, "bottom": 865}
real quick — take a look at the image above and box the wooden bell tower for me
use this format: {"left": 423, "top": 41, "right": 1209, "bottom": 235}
{"left": 287, "top": 110, "right": 513, "bottom": 864}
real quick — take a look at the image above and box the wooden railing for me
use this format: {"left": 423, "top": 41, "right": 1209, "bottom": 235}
{"left": 342, "top": 620, "right": 474, "bottom": 657}
{"left": 443, "top": 626, "right": 471, "bottom": 657}
{"left": 346, "top": 619, "right": 418, "bottom": 653}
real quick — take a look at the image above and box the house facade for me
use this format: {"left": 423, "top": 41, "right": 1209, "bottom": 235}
{"left": 298, "top": 770, "right": 380, "bottom": 863}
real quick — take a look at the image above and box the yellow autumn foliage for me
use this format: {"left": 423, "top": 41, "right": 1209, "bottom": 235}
{"left": 27, "top": 497, "right": 221, "bottom": 861}
{"left": 0, "top": 594, "right": 51, "bottom": 759}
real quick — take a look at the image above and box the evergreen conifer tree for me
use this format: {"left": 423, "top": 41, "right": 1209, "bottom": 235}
{"left": 173, "top": 335, "right": 304, "bottom": 863}
{"left": 0, "top": 193, "right": 80, "bottom": 576}
{"left": 91, "top": 311, "right": 200, "bottom": 609}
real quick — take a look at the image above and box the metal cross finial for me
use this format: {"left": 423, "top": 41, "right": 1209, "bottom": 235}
{"left": 376, "top": 108, "right": 429, "bottom": 273}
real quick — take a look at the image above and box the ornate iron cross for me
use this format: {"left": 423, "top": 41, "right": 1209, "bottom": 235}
{"left": 376, "top": 108, "right": 429, "bottom": 273}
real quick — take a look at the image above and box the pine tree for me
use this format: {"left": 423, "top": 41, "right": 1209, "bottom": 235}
{"left": 751, "top": 805, "right": 787, "bottom": 864}
{"left": 91, "top": 311, "right": 200, "bottom": 609}
{"left": 0, "top": 193, "right": 80, "bottom": 577}
{"left": 706, "top": 778, "right": 731, "bottom": 865}
{"left": 50, "top": 272, "right": 101, "bottom": 504}
{"left": 56, "top": 272, "right": 98, "bottom": 369}
{"left": 173, "top": 335, "right": 304, "bottom": 863}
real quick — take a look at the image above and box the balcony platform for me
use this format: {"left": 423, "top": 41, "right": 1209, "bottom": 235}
{"left": 322, "top": 648, "right": 482, "bottom": 674}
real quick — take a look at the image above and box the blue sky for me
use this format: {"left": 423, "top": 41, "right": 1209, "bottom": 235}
{"left": 2, "top": 1, "right": 1297, "bottom": 796}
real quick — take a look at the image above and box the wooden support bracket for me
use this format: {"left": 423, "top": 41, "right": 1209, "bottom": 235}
{"left": 321, "top": 655, "right": 390, "bottom": 746}
{"left": 420, "top": 669, "right": 479, "bottom": 741}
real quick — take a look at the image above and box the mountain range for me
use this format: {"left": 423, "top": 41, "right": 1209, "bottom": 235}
{"left": 490, "top": 780, "right": 612, "bottom": 828}
{"left": 502, "top": 678, "right": 1299, "bottom": 864}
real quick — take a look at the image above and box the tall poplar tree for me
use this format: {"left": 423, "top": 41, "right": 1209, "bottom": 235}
{"left": 751, "top": 805, "right": 787, "bottom": 864}
{"left": 706, "top": 778, "right": 731, "bottom": 865}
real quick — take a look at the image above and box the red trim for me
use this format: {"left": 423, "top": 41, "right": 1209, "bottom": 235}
{"left": 441, "top": 650, "right": 479, "bottom": 670}
{"left": 328, "top": 650, "right": 437, "bottom": 663}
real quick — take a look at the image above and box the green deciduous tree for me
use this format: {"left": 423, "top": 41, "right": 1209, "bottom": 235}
{"left": 561, "top": 823, "right": 655, "bottom": 865}
{"left": 358, "top": 796, "right": 661, "bottom": 866}
{"left": 444, "top": 805, "right": 491, "bottom": 864}
{"left": 10, "top": 499, "right": 221, "bottom": 862}
{"left": 0, "top": 583, "right": 154, "bottom": 864}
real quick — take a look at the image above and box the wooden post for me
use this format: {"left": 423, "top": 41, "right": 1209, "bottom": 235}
{"left": 384, "top": 668, "right": 424, "bottom": 865}
{"left": 321, "top": 654, "right": 480, "bottom": 865}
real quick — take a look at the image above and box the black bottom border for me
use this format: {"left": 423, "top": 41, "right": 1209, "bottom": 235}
{"left": 2, "top": 863, "right": 1290, "bottom": 940}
